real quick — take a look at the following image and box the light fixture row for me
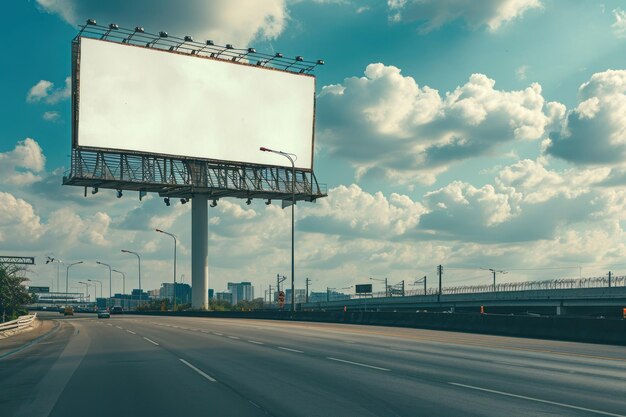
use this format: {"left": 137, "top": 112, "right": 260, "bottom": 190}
{"left": 81, "top": 19, "right": 324, "bottom": 74}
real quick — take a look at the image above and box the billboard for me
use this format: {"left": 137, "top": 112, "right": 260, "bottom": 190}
{"left": 355, "top": 284, "right": 373, "bottom": 294}
{"left": 75, "top": 37, "right": 315, "bottom": 170}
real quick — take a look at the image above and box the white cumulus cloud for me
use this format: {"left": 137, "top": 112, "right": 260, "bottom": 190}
{"left": 0, "top": 193, "right": 45, "bottom": 243}
{"left": 0, "top": 138, "right": 46, "bottom": 185}
{"left": 26, "top": 77, "right": 70, "bottom": 104}
{"left": 318, "top": 63, "right": 564, "bottom": 184}
{"left": 496, "top": 159, "right": 610, "bottom": 203}
{"left": 42, "top": 111, "right": 60, "bottom": 122}
{"left": 36, "top": 0, "right": 287, "bottom": 46}
{"left": 299, "top": 184, "right": 426, "bottom": 237}
{"left": 546, "top": 70, "right": 626, "bottom": 165}
{"left": 387, "top": 0, "right": 542, "bottom": 33}
{"left": 612, "top": 8, "right": 626, "bottom": 38}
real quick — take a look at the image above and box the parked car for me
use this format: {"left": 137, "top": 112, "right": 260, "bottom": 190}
{"left": 97, "top": 310, "right": 110, "bottom": 319}
{"left": 110, "top": 306, "right": 123, "bottom": 314}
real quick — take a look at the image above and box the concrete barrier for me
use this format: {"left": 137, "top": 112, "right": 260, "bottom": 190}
{"left": 130, "top": 310, "right": 626, "bottom": 346}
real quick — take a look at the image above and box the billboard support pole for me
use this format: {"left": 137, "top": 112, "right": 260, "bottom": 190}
{"left": 192, "top": 195, "right": 209, "bottom": 310}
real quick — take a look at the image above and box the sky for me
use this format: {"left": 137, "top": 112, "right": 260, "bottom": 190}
{"left": 2, "top": 0, "right": 626, "bottom": 298}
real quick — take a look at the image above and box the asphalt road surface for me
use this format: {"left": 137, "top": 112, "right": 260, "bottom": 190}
{"left": 1, "top": 312, "right": 625, "bottom": 417}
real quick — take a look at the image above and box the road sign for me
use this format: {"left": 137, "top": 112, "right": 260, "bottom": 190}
{"left": 355, "top": 284, "right": 372, "bottom": 294}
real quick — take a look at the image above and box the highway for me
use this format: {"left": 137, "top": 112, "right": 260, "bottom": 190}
{"left": 1, "top": 313, "right": 625, "bottom": 417}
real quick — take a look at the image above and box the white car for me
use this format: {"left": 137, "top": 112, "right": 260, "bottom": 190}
{"left": 97, "top": 310, "right": 110, "bottom": 319}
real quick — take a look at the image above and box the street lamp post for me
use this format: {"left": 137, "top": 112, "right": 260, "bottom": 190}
{"left": 77, "top": 281, "right": 90, "bottom": 302}
{"left": 113, "top": 270, "right": 126, "bottom": 310}
{"left": 482, "top": 268, "right": 507, "bottom": 292}
{"left": 121, "top": 250, "right": 142, "bottom": 308}
{"left": 65, "top": 261, "right": 83, "bottom": 305}
{"left": 88, "top": 279, "right": 102, "bottom": 302}
{"left": 156, "top": 229, "right": 177, "bottom": 311}
{"left": 46, "top": 257, "right": 62, "bottom": 294}
{"left": 369, "top": 277, "right": 388, "bottom": 297}
{"left": 260, "top": 146, "right": 297, "bottom": 312}
{"left": 96, "top": 261, "right": 112, "bottom": 309}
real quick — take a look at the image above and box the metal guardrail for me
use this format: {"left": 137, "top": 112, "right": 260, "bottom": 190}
{"left": 0, "top": 313, "right": 37, "bottom": 332}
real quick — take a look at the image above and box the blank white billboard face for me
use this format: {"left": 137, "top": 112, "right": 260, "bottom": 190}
{"left": 76, "top": 37, "right": 315, "bottom": 170}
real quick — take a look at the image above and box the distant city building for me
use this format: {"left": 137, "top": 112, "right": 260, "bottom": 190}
{"left": 96, "top": 297, "right": 107, "bottom": 309}
{"left": 307, "top": 291, "right": 348, "bottom": 303}
{"left": 215, "top": 291, "right": 232, "bottom": 304}
{"left": 208, "top": 288, "right": 214, "bottom": 299}
{"left": 147, "top": 289, "right": 160, "bottom": 299}
{"left": 285, "top": 289, "right": 307, "bottom": 304}
{"left": 160, "top": 283, "right": 192, "bottom": 304}
{"left": 110, "top": 289, "right": 150, "bottom": 310}
{"left": 308, "top": 292, "right": 327, "bottom": 303}
{"left": 227, "top": 282, "right": 254, "bottom": 305}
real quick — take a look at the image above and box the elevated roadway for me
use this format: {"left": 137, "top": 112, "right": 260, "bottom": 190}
{"left": 303, "top": 286, "right": 626, "bottom": 315}
{"left": 1, "top": 312, "right": 625, "bottom": 416}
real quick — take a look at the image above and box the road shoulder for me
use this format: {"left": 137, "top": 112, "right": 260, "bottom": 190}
{"left": 0, "top": 319, "right": 58, "bottom": 359}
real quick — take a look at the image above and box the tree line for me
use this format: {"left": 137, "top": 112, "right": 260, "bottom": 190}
{"left": 0, "top": 264, "right": 33, "bottom": 322}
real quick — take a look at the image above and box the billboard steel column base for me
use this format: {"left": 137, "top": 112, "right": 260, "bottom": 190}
{"left": 192, "top": 195, "right": 209, "bottom": 310}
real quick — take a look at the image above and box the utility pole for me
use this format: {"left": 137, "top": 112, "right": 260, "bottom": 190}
{"left": 437, "top": 265, "right": 443, "bottom": 303}
{"left": 269, "top": 285, "right": 273, "bottom": 307}
{"left": 608, "top": 271, "right": 612, "bottom": 288}
{"left": 385, "top": 277, "right": 388, "bottom": 297}
{"left": 305, "top": 278, "right": 311, "bottom": 303}
{"left": 423, "top": 276, "right": 427, "bottom": 295}
{"left": 401, "top": 280, "right": 405, "bottom": 297}
{"left": 326, "top": 287, "right": 330, "bottom": 302}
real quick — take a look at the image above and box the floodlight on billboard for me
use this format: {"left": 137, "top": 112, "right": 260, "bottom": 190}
{"left": 72, "top": 24, "right": 320, "bottom": 171}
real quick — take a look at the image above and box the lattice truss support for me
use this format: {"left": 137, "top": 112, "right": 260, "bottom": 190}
{"left": 63, "top": 148, "right": 327, "bottom": 202}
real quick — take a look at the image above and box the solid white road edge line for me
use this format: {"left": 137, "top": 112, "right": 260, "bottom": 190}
{"left": 143, "top": 337, "right": 159, "bottom": 346}
{"left": 278, "top": 347, "right": 304, "bottom": 353}
{"left": 448, "top": 383, "right": 625, "bottom": 417}
{"left": 179, "top": 359, "right": 217, "bottom": 382}
{"left": 326, "top": 357, "right": 390, "bottom": 372}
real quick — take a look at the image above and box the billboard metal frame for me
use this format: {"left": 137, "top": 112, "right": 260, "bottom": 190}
{"left": 64, "top": 20, "right": 327, "bottom": 311}
{"left": 0, "top": 256, "right": 35, "bottom": 265}
{"left": 64, "top": 147, "right": 327, "bottom": 201}
{"left": 64, "top": 21, "right": 327, "bottom": 202}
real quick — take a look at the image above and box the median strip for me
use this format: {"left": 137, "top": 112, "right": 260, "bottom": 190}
{"left": 326, "top": 357, "right": 390, "bottom": 372}
{"left": 448, "top": 383, "right": 625, "bottom": 417}
{"left": 143, "top": 337, "right": 159, "bottom": 346}
{"left": 179, "top": 359, "right": 217, "bottom": 382}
